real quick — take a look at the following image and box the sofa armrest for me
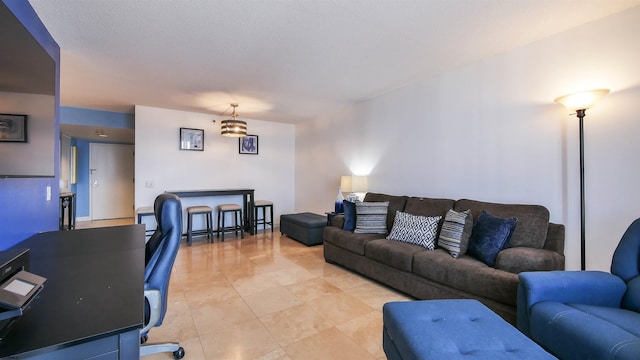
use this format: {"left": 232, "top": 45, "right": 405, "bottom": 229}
{"left": 331, "top": 214, "right": 345, "bottom": 229}
{"left": 517, "top": 270, "right": 626, "bottom": 335}
{"left": 495, "top": 247, "right": 565, "bottom": 273}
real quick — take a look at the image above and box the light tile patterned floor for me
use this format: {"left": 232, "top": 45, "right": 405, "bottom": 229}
{"left": 77, "top": 219, "right": 412, "bottom": 359}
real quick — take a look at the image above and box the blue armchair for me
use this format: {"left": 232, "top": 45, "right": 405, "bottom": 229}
{"left": 517, "top": 218, "right": 640, "bottom": 360}
{"left": 140, "top": 193, "right": 185, "bottom": 359}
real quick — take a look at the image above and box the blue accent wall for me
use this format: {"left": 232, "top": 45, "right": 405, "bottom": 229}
{"left": 61, "top": 107, "right": 134, "bottom": 128}
{"left": 74, "top": 139, "right": 92, "bottom": 217}
{"left": 60, "top": 106, "right": 134, "bottom": 218}
{"left": 0, "top": 0, "right": 60, "bottom": 250}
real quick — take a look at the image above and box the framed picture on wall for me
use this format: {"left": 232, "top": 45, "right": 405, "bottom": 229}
{"left": 0, "top": 114, "right": 28, "bottom": 143}
{"left": 179, "top": 127, "right": 204, "bottom": 151}
{"left": 239, "top": 135, "right": 258, "bottom": 155}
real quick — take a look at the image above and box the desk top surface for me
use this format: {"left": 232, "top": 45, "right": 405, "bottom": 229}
{"left": 166, "top": 188, "right": 254, "bottom": 197}
{"left": 0, "top": 225, "right": 145, "bottom": 358}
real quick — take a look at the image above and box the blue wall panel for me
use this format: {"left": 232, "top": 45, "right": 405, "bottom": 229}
{"left": 0, "top": 0, "right": 60, "bottom": 249}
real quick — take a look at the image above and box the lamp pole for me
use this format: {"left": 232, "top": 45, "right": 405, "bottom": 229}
{"left": 577, "top": 109, "right": 586, "bottom": 271}
{"left": 554, "top": 88, "right": 608, "bottom": 271}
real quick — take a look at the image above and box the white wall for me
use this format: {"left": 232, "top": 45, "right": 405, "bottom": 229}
{"left": 0, "top": 92, "right": 55, "bottom": 177}
{"left": 296, "top": 6, "right": 640, "bottom": 271}
{"left": 135, "top": 105, "right": 295, "bottom": 230}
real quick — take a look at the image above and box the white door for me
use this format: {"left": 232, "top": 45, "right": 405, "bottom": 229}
{"left": 90, "top": 143, "right": 134, "bottom": 220}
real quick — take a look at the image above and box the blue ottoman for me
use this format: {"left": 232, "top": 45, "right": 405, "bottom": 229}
{"left": 383, "top": 299, "right": 555, "bottom": 360}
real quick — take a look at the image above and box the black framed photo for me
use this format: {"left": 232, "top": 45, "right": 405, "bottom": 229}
{"left": 239, "top": 135, "right": 258, "bottom": 155}
{"left": 0, "top": 114, "right": 27, "bottom": 143}
{"left": 180, "top": 127, "right": 204, "bottom": 151}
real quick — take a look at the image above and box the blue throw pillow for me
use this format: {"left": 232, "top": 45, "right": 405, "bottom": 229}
{"left": 342, "top": 200, "right": 357, "bottom": 231}
{"left": 467, "top": 211, "right": 517, "bottom": 267}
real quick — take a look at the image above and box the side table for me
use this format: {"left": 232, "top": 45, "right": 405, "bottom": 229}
{"left": 325, "top": 212, "right": 343, "bottom": 226}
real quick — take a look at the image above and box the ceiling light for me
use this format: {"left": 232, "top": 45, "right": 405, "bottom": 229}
{"left": 96, "top": 129, "right": 108, "bottom": 138}
{"left": 220, "top": 104, "right": 247, "bottom": 137}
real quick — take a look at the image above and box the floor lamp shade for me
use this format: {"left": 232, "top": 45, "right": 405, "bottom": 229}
{"left": 554, "top": 88, "right": 609, "bottom": 270}
{"left": 554, "top": 89, "right": 609, "bottom": 111}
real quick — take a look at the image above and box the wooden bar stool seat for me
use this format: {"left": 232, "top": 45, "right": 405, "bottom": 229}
{"left": 253, "top": 200, "right": 274, "bottom": 233}
{"left": 217, "top": 204, "right": 244, "bottom": 242}
{"left": 186, "top": 205, "right": 214, "bottom": 246}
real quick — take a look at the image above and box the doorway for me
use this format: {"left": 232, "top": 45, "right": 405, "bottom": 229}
{"left": 89, "top": 143, "right": 134, "bottom": 220}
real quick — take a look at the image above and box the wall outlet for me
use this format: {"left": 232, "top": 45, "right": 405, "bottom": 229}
{"left": 145, "top": 180, "right": 154, "bottom": 188}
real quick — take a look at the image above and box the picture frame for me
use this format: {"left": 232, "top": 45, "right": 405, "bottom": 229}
{"left": 239, "top": 135, "right": 258, "bottom": 155}
{"left": 179, "top": 127, "right": 204, "bottom": 151}
{"left": 0, "top": 114, "right": 28, "bottom": 143}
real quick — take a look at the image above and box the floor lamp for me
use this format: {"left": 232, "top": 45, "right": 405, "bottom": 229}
{"left": 554, "top": 88, "right": 609, "bottom": 270}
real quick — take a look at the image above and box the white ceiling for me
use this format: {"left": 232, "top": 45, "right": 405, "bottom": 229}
{"left": 29, "top": 0, "right": 640, "bottom": 124}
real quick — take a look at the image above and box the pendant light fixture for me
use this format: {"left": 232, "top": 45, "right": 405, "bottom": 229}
{"left": 220, "top": 104, "right": 247, "bottom": 137}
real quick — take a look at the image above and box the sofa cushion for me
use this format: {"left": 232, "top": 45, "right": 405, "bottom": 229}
{"left": 342, "top": 200, "right": 357, "bottom": 231}
{"left": 386, "top": 211, "right": 441, "bottom": 250}
{"left": 455, "top": 199, "right": 549, "bottom": 249}
{"left": 363, "top": 193, "right": 408, "bottom": 231}
{"left": 623, "top": 276, "right": 640, "bottom": 313}
{"left": 530, "top": 301, "right": 640, "bottom": 360}
{"left": 323, "top": 226, "right": 382, "bottom": 255}
{"left": 412, "top": 249, "right": 519, "bottom": 305}
{"left": 366, "top": 239, "right": 426, "bottom": 272}
{"left": 438, "top": 209, "right": 473, "bottom": 258}
{"left": 354, "top": 201, "right": 389, "bottom": 234}
{"left": 495, "top": 247, "right": 565, "bottom": 273}
{"left": 403, "top": 196, "right": 455, "bottom": 218}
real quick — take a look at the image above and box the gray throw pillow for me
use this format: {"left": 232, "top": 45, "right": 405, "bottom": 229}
{"left": 438, "top": 209, "right": 473, "bottom": 258}
{"left": 354, "top": 201, "right": 389, "bottom": 234}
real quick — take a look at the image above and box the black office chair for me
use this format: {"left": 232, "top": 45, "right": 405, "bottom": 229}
{"left": 140, "top": 193, "right": 185, "bottom": 359}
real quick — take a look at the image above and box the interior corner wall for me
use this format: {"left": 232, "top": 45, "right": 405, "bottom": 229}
{"left": 295, "top": 6, "right": 640, "bottom": 271}
{"left": 134, "top": 105, "right": 295, "bottom": 229}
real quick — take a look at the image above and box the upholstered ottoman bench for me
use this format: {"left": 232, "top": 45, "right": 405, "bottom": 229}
{"left": 280, "top": 212, "right": 326, "bottom": 246}
{"left": 383, "top": 299, "right": 555, "bottom": 360}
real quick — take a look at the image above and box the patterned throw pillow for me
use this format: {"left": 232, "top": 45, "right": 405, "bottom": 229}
{"left": 467, "top": 211, "right": 518, "bottom": 267}
{"left": 386, "top": 211, "right": 442, "bottom": 250}
{"left": 354, "top": 201, "right": 389, "bottom": 234}
{"left": 438, "top": 209, "right": 473, "bottom": 258}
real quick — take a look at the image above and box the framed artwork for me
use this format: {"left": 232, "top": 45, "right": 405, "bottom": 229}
{"left": 239, "top": 135, "right": 258, "bottom": 155}
{"left": 180, "top": 127, "right": 204, "bottom": 151}
{"left": 0, "top": 114, "right": 28, "bottom": 143}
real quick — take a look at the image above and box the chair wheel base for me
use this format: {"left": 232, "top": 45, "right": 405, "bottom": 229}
{"left": 174, "top": 347, "right": 185, "bottom": 359}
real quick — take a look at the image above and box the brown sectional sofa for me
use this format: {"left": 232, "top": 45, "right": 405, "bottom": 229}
{"left": 323, "top": 192, "right": 565, "bottom": 324}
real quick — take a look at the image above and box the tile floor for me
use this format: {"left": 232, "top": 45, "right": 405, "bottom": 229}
{"left": 76, "top": 218, "right": 412, "bottom": 359}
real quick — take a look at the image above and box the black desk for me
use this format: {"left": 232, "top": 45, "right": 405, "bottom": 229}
{"left": 167, "top": 188, "right": 255, "bottom": 235}
{"left": 0, "top": 225, "right": 145, "bottom": 359}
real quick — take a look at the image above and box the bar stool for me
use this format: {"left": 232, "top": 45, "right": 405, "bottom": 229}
{"left": 136, "top": 206, "right": 156, "bottom": 237}
{"left": 253, "top": 200, "right": 274, "bottom": 233}
{"left": 217, "top": 204, "right": 244, "bottom": 242}
{"left": 186, "top": 206, "right": 214, "bottom": 246}
{"left": 59, "top": 192, "right": 76, "bottom": 230}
